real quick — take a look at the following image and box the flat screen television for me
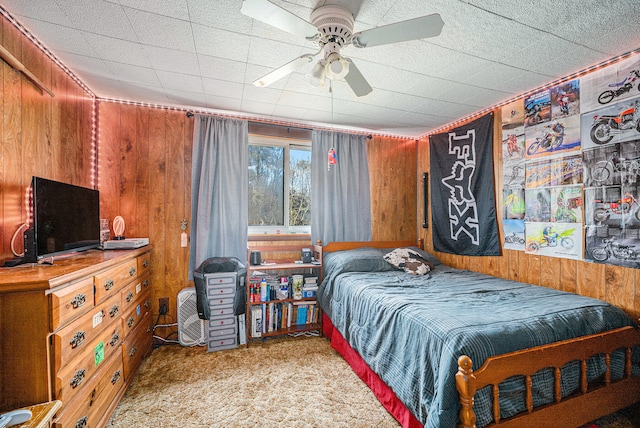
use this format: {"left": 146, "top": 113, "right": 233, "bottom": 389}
{"left": 25, "top": 176, "right": 100, "bottom": 262}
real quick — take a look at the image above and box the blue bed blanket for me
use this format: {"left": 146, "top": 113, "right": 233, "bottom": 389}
{"left": 317, "top": 247, "right": 637, "bottom": 428}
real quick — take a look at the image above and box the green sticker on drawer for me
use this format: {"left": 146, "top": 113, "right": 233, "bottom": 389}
{"left": 94, "top": 341, "right": 105, "bottom": 366}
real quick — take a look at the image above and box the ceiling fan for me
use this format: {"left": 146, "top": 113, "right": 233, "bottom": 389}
{"left": 240, "top": 0, "right": 444, "bottom": 97}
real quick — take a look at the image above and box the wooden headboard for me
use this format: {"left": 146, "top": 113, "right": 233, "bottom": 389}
{"left": 323, "top": 239, "right": 424, "bottom": 253}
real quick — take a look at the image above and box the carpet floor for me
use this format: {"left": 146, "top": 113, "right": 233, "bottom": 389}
{"left": 107, "top": 336, "right": 639, "bottom": 427}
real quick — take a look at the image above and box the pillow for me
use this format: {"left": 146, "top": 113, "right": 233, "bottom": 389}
{"left": 383, "top": 248, "right": 433, "bottom": 275}
{"left": 324, "top": 247, "right": 398, "bottom": 275}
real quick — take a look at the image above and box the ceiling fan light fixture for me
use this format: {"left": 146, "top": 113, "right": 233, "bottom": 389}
{"left": 309, "top": 59, "right": 327, "bottom": 86}
{"left": 325, "top": 52, "right": 349, "bottom": 79}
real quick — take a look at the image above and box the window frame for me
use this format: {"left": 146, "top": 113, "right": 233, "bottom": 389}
{"left": 248, "top": 134, "right": 312, "bottom": 235}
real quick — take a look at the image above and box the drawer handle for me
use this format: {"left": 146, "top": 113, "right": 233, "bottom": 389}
{"left": 129, "top": 267, "right": 137, "bottom": 277}
{"left": 144, "top": 299, "right": 151, "bottom": 309}
{"left": 110, "top": 333, "right": 120, "bottom": 347}
{"left": 75, "top": 416, "right": 88, "bottom": 428}
{"left": 70, "top": 331, "right": 86, "bottom": 348}
{"left": 104, "top": 279, "right": 115, "bottom": 291}
{"left": 126, "top": 291, "right": 134, "bottom": 302}
{"left": 111, "top": 370, "right": 121, "bottom": 385}
{"left": 71, "top": 293, "right": 86, "bottom": 308}
{"left": 143, "top": 279, "right": 149, "bottom": 288}
{"left": 129, "top": 346, "right": 137, "bottom": 357}
{"left": 127, "top": 317, "right": 135, "bottom": 327}
{"left": 109, "top": 305, "right": 120, "bottom": 318}
{"left": 143, "top": 259, "right": 149, "bottom": 268}
{"left": 70, "top": 368, "right": 86, "bottom": 388}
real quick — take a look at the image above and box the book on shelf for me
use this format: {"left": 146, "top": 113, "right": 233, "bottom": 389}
{"left": 251, "top": 306, "right": 262, "bottom": 338}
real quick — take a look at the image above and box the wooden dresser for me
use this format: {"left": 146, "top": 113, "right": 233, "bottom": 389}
{"left": 0, "top": 248, "right": 153, "bottom": 428}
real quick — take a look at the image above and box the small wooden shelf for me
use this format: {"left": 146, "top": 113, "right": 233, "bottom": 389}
{"left": 245, "top": 243, "right": 323, "bottom": 346}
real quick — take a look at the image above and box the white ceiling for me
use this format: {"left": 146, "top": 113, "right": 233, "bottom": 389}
{"left": 2, "top": 0, "right": 640, "bottom": 138}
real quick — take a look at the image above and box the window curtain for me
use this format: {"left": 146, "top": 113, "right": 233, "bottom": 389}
{"left": 189, "top": 115, "right": 248, "bottom": 279}
{"left": 311, "top": 129, "right": 372, "bottom": 245}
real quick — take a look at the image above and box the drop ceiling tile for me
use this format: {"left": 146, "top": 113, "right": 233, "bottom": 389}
{"left": 243, "top": 84, "right": 283, "bottom": 104}
{"left": 199, "top": 55, "right": 247, "bottom": 83}
{"left": 142, "top": 45, "right": 200, "bottom": 74}
{"left": 156, "top": 70, "right": 203, "bottom": 93}
{"left": 81, "top": 32, "right": 152, "bottom": 68}
{"left": 271, "top": 104, "right": 308, "bottom": 121}
{"left": 205, "top": 95, "right": 243, "bottom": 112}
{"left": 117, "top": 81, "right": 172, "bottom": 104}
{"left": 117, "top": 0, "right": 189, "bottom": 20}
{"left": 246, "top": 37, "right": 309, "bottom": 69}
{"left": 202, "top": 78, "right": 244, "bottom": 99}
{"left": 165, "top": 89, "right": 207, "bottom": 108}
{"left": 192, "top": 23, "right": 251, "bottom": 62}
{"left": 55, "top": 0, "right": 137, "bottom": 41}
{"left": 187, "top": 0, "right": 253, "bottom": 33}
{"left": 103, "top": 60, "right": 162, "bottom": 87}
{"left": 124, "top": 7, "right": 195, "bottom": 51}
{"left": 53, "top": 51, "right": 111, "bottom": 77}
{"left": 241, "top": 99, "right": 276, "bottom": 117}
{"left": 17, "top": 17, "right": 96, "bottom": 57}
{"left": 1, "top": 0, "right": 73, "bottom": 26}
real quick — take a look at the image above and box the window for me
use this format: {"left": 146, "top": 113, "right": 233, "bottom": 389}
{"left": 248, "top": 135, "right": 311, "bottom": 234}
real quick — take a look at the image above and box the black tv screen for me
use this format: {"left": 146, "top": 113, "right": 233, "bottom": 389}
{"left": 30, "top": 176, "right": 100, "bottom": 260}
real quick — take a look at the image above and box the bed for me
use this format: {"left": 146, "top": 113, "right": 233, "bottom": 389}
{"left": 317, "top": 240, "right": 640, "bottom": 428}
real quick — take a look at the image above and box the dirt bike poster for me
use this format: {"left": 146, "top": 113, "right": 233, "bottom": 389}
{"left": 550, "top": 79, "right": 580, "bottom": 120}
{"left": 524, "top": 154, "right": 583, "bottom": 188}
{"left": 525, "top": 221, "right": 582, "bottom": 260}
{"left": 583, "top": 183, "right": 640, "bottom": 267}
{"left": 582, "top": 141, "right": 640, "bottom": 187}
{"left": 580, "top": 95, "right": 640, "bottom": 150}
{"left": 580, "top": 55, "right": 640, "bottom": 113}
{"left": 503, "top": 219, "right": 525, "bottom": 251}
{"left": 524, "top": 115, "right": 581, "bottom": 159}
{"left": 503, "top": 187, "right": 525, "bottom": 220}
{"left": 524, "top": 90, "right": 551, "bottom": 128}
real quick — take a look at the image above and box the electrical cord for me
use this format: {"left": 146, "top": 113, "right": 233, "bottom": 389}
{"left": 10, "top": 223, "right": 28, "bottom": 257}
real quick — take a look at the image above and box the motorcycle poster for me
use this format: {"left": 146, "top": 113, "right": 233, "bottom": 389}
{"left": 580, "top": 55, "right": 640, "bottom": 113}
{"left": 524, "top": 115, "right": 581, "bottom": 159}
{"left": 550, "top": 79, "right": 580, "bottom": 120}
{"left": 550, "top": 185, "right": 583, "bottom": 223}
{"left": 503, "top": 187, "right": 525, "bottom": 220}
{"left": 524, "top": 90, "right": 551, "bottom": 127}
{"left": 525, "top": 222, "right": 582, "bottom": 260}
{"left": 580, "top": 96, "right": 640, "bottom": 150}
{"left": 585, "top": 230, "right": 640, "bottom": 268}
{"left": 525, "top": 154, "right": 583, "bottom": 188}
{"left": 503, "top": 219, "right": 525, "bottom": 251}
{"left": 582, "top": 142, "right": 640, "bottom": 187}
{"left": 584, "top": 185, "right": 640, "bottom": 228}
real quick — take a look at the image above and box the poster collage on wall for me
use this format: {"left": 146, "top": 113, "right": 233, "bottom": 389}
{"left": 501, "top": 54, "right": 640, "bottom": 268}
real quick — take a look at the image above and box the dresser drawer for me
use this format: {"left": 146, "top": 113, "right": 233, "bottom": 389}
{"left": 122, "top": 312, "right": 153, "bottom": 381}
{"left": 53, "top": 328, "right": 122, "bottom": 404}
{"left": 94, "top": 259, "right": 138, "bottom": 304}
{"left": 208, "top": 336, "right": 237, "bottom": 352}
{"left": 121, "top": 273, "right": 150, "bottom": 313}
{"left": 50, "top": 277, "right": 95, "bottom": 331}
{"left": 209, "top": 295, "right": 234, "bottom": 307}
{"left": 137, "top": 252, "right": 151, "bottom": 276}
{"left": 52, "top": 294, "right": 123, "bottom": 373}
{"left": 53, "top": 354, "right": 124, "bottom": 428}
{"left": 121, "top": 289, "right": 151, "bottom": 338}
{"left": 207, "top": 283, "right": 235, "bottom": 297}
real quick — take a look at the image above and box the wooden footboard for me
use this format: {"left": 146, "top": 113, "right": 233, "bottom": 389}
{"left": 456, "top": 326, "right": 640, "bottom": 428}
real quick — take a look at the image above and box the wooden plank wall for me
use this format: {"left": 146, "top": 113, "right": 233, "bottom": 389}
{"left": 97, "top": 102, "right": 192, "bottom": 319}
{"left": 417, "top": 109, "right": 640, "bottom": 321}
{"left": 0, "top": 15, "right": 94, "bottom": 263}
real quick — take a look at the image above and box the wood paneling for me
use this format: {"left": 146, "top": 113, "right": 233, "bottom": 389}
{"left": 97, "top": 103, "right": 193, "bottom": 320}
{"left": 0, "top": 13, "right": 94, "bottom": 264}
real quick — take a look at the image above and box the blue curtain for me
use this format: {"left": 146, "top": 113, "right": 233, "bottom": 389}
{"left": 189, "top": 115, "right": 248, "bottom": 279}
{"left": 311, "top": 130, "right": 372, "bottom": 246}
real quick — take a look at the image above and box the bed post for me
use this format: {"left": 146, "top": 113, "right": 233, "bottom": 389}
{"left": 456, "top": 355, "right": 477, "bottom": 428}
{"left": 417, "top": 238, "right": 424, "bottom": 249}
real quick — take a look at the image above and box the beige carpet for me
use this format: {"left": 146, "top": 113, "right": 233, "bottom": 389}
{"left": 107, "top": 336, "right": 639, "bottom": 428}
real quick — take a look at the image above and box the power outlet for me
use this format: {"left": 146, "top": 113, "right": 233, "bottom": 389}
{"left": 159, "top": 297, "right": 169, "bottom": 315}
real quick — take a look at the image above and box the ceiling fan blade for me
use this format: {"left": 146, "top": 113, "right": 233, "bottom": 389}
{"left": 344, "top": 59, "right": 372, "bottom": 97}
{"left": 253, "top": 54, "right": 315, "bottom": 87}
{"left": 352, "top": 13, "right": 444, "bottom": 48}
{"left": 241, "top": 0, "right": 319, "bottom": 40}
